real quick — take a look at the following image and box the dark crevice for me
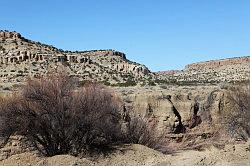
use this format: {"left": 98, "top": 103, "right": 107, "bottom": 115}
{"left": 189, "top": 100, "right": 202, "bottom": 129}
{"left": 166, "top": 95, "right": 186, "bottom": 134}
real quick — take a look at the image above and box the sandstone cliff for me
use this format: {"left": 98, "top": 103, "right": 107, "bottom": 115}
{"left": 0, "top": 30, "right": 151, "bottom": 86}
{"left": 156, "top": 56, "right": 249, "bottom": 84}
{"left": 0, "top": 30, "right": 249, "bottom": 90}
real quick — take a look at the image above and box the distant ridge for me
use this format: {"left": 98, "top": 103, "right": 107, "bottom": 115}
{"left": 0, "top": 30, "right": 249, "bottom": 88}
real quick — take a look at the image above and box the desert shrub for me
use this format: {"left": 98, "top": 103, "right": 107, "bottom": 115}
{"left": 2, "top": 87, "right": 11, "bottom": 91}
{"left": 148, "top": 81, "right": 156, "bottom": 86}
{"left": 102, "top": 80, "right": 111, "bottom": 86}
{"left": 226, "top": 84, "right": 250, "bottom": 139}
{"left": 0, "top": 74, "right": 123, "bottom": 156}
{"left": 116, "top": 80, "right": 137, "bottom": 87}
{"left": 124, "top": 116, "right": 167, "bottom": 152}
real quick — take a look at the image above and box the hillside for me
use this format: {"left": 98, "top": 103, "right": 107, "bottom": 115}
{"left": 156, "top": 56, "right": 250, "bottom": 85}
{"left": 0, "top": 30, "right": 152, "bottom": 87}
{"left": 0, "top": 30, "right": 249, "bottom": 90}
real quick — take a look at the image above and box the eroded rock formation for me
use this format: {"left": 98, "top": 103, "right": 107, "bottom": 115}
{"left": 0, "top": 30, "right": 249, "bottom": 86}
{"left": 0, "top": 31, "right": 151, "bottom": 85}
{"left": 185, "top": 57, "right": 250, "bottom": 71}
{"left": 120, "top": 85, "right": 248, "bottom": 139}
{"left": 0, "top": 31, "right": 21, "bottom": 39}
{"left": 156, "top": 56, "right": 250, "bottom": 84}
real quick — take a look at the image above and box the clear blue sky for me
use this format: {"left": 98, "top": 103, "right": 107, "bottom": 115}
{"left": 1, "top": 0, "right": 250, "bottom": 71}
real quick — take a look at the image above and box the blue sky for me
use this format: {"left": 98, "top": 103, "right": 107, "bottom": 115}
{"left": 1, "top": 0, "right": 250, "bottom": 71}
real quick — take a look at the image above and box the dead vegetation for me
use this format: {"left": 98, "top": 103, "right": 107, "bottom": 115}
{"left": 225, "top": 83, "right": 250, "bottom": 140}
{"left": 0, "top": 74, "right": 166, "bottom": 157}
{"left": 0, "top": 74, "right": 123, "bottom": 156}
{"left": 124, "top": 116, "right": 168, "bottom": 153}
{"left": 1, "top": 72, "right": 249, "bottom": 160}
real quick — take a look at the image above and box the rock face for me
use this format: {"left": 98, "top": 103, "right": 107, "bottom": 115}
{"left": 0, "top": 30, "right": 249, "bottom": 89}
{"left": 118, "top": 85, "right": 249, "bottom": 139}
{"left": 156, "top": 56, "right": 250, "bottom": 84}
{"left": 0, "top": 31, "right": 151, "bottom": 86}
{"left": 0, "top": 31, "right": 21, "bottom": 39}
{"left": 185, "top": 57, "right": 250, "bottom": 71}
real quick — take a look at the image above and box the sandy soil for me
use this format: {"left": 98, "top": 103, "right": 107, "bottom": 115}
{"left": 0, "top": 140, "right": 249, "bottom": 166}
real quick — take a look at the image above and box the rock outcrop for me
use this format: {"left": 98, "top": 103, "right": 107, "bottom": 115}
{"left": 0, "top": 31, "right": 151, "bottom": 86}
{"left": 0, "top": 31, "right": 21, "bottom": 40}
{"left": 156, "top": 56, "right": 250, "bottom": 84}
{"left": 185, "top": 57, "right": 250, "bottom": 71}
{"left": 119, "top": 85, "right": 249, "bottom": 140}
{"left": 0, "top": 30, "right": 249, "bottom": 88}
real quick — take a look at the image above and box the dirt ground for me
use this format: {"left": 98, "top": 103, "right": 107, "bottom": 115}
{"left": 0, "top": 139, "right": 249, "bottom": 166}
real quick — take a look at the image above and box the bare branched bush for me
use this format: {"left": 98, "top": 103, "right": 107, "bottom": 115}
{"left": 125, "top": 116, "right": 167, "bottom": 152}
{"left": 226, "top": 83, "right": 250, "bottom": 140}
{"left": 0, "top": 74, "right": 122, "bottom": 156}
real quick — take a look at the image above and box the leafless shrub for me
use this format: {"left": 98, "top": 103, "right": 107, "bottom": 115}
{"left": 0, "top": 74, "right": 123, "bottom": 156}
{"left": 226, "top": 83, "right": 250, "bottom": 140}
{"left": 125, "top": 116, "right": 168, "bottom": 153}
{"left": 0, "top": 74, "right": 171, "bottom": 156}
{"left": 201, "top": 90, "right": 220, "bottom": 123}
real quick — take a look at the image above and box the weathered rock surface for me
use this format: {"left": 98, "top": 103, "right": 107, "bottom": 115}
{"left": 0, "top": 31, "right": 21, "bottom": 39}
{"left": 116, "top": 84, "right": 249, "bottom": 141}
{"left": 185, "top": 56, "right": 250, "bottom": 71}
{"left": 156, "top": 56, "right": 250, "bottom": 84}
{"left": 0, "top": 30, "right": 249, "bottom": 91}
{"left": 0, "top": 31, "right": 151, "bottom": 87}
